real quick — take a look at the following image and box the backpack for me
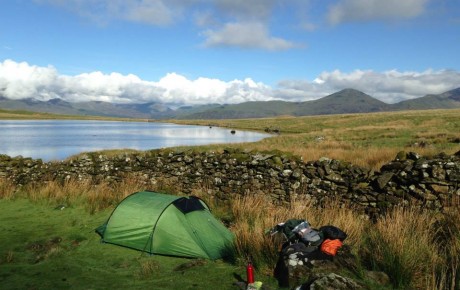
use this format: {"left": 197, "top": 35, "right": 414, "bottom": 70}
{"left": 319, "top": 225, "right": 347, "bottom": 241}
{"left": 274, "top": 219, "right": 306, "bottom": 242}
{"left": 274, "top": 219, "right": 324, "bottom": 247}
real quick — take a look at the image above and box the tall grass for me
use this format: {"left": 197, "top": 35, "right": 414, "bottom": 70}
{"left": 228, "top": 194, "right": 459, "bottom": 289}
{"left": 362, "top": 207, "right": 440, "bottom": 288}
{"left": 229, "top": 195, "right": 367, "bottom": 270}
{"left": 0, "top": 179, "right": 16, "bottom": 199}
{"left": 0, "top": 175, "right": 149, "bottom": 213}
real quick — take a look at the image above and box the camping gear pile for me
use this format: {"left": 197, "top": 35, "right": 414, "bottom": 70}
{"left": 270, "top": 219, "right": 348, "bottom": 288}
{"left": 270, "top": 218, "right": 347, "bottom": 258}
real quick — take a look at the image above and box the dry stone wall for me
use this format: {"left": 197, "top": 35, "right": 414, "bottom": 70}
{"left": 1, "top": 149, "right": 459, "bottom": 216}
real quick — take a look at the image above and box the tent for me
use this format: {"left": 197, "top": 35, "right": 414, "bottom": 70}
{"left": 96, "top": 191, "right": 235, "bottom": 260}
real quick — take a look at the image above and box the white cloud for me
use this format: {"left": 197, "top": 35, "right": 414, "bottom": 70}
{"left": 2, "top": 60, "right": 459, "bottom": 106}
{"left": 36, "top": 0, "right": 179, "bottom": 26}
{"left": 0, "top": 59, "right": 273, "bottom": 105}
{"left": 0, "top": 59, "right": 59, "bottom": 99}
{"left": 36, "top": 0, "right": 301, "bottom": 51}
{"left": 327, "top": 0, "right": 430, "bottom": 25}
{"left": 277, "top": 69, "right": 460, "bottom": 103}
{"left": 202, "top": 22, "right": 296, "bottom": 51}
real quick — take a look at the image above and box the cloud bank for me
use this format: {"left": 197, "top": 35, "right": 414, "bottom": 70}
{"left": 277, "top": 69, "right": 460, "bottom": 103}
{"left": 1, "top": 60, "right": 459, "bottom": 105}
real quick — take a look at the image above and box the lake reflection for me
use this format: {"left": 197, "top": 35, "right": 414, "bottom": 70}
{"left": 0, "top": 120, "right": 270, "bottom": 161}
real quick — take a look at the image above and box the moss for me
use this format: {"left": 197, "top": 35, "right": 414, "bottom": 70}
{"left": 272, "top": 156, "right": 283, "bottom": 166}
{"left": 228, "top": 153, "right": 251, "bottom": 163}
{"left": 396, "top": 151, "right": 407, "bottom": 161}
{"left": 377, "top": 201, "right": 391, "bottom": 209}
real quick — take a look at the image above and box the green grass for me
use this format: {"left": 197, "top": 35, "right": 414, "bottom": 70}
{"left": 168, "top": 109, "right": 460, "bottom": 170}
{"left": 0, "top": 199, "right": 280, "bottom": 290}
{"left": 0, "top": 108, "right": 137, "bottom": 121}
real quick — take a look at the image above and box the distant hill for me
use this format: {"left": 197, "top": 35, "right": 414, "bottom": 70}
{"left": 180, "top": 100, "right": 298, "bottom": 119}
{"left": 392, "top": 87, "right": 460, "bottom": 110}
{"left": 292, "top": 88, "right": 391, "bottom": 116}
{"left": 1, "top": 87, "right": 459, "bottom": 119}
{"left": 181, "top": 89, "right": 390, "bottom": 119}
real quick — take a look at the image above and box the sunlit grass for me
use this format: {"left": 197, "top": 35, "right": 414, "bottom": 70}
{"left": 167, "top": 109, "right": 460, "bottom": 171}
{"left": 1, "top": 175, "right": 459, "bottom": 289}
{"left": 1, "top": 108, "right": 460, "bottom": 288}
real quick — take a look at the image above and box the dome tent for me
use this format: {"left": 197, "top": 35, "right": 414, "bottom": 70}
{"left": 96, "top": 191, "right": 235, "bottom": 260}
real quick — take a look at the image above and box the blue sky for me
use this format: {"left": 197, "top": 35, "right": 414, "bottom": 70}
{"left": 1, "top": 0, "right": 459, "bottom": 106}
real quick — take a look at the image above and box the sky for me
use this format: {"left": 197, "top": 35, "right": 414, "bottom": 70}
{"left": 1, "top": 0, "right": 460, "bottom": 106}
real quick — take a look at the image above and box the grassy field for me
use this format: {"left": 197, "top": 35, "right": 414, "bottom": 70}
{"left": 168, "top": 109, "right": 460, "bottom": 170}
{"left": 1, "top": 108, "right": 460, "bottom": 289}
{"left": 0, "top": 108, "right": 138, "bottom": 122}
{"left": 0, "top": 199, "right": 266, "bottom": 290}
{"left": 1, "top": 176, "right": 459, "bottom": 290}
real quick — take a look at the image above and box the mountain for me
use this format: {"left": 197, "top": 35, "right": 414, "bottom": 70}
{"left": 392, "top": 87, "right": 460, "bottom": 110}
{"left": 292, "top": 88, "right": 390, "bottom": 116}
{"left": 179, "top": 101, "right": 298, "bottom": 119}
{"left": 1, "top": 87, "right": 459, "bottom": 119}
{"left": 180, "top": 89, "right": 390, "bottom": 119}
{"left": 0, "top": 97, "right": 173, "bottom": 118}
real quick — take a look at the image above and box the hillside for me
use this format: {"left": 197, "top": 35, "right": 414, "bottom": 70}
{"left": 179, "top": 100, "right": 298, "bottom": 119}
{"left": 292, "top": 88, "right": 391, "bottom": 116}
{"left": 1, "top": 87, "right": 459, "bottom": 119}
{"left": 393, "top": 87, "right": 460, "bottom": 110}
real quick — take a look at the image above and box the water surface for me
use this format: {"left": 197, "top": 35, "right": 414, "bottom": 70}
{"left": 0, "top": 120, "right": 270, "bottom": 161}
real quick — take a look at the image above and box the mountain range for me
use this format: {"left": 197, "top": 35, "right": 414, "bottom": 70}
{"left": 1, "top": 87, "right": 459, "bottom": 119}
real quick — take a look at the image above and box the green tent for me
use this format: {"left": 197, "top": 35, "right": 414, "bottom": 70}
{"left": 96, "top": 191, "right": 235, "bottom": 260}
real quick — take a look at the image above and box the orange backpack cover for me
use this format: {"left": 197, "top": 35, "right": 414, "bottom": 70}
{"left": 320, "top": 239, "right": 343, "bottom": 256}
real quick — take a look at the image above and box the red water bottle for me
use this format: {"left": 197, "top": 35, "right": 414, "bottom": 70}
{"left": 246, "top": 261, "right": 255, "bottom": 284}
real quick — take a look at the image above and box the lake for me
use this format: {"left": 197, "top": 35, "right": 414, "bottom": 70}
{"left": 0, "top": 120, "right": 270, "bottom": 161}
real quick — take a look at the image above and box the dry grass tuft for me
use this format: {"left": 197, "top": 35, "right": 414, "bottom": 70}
{"left": 135, "top": 259, "right": 161, "bottom": 279}
{"left": 3, "top": 251, "right": 14, "bottom": 264}
{"left": 0, "top": 179, "right": 17, "bottom": 199}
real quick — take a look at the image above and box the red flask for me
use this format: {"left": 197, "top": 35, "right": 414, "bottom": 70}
{"left": 246, "top": 262, "right": 255, "bottom": 284}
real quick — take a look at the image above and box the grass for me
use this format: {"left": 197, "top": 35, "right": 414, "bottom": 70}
{"left": 0, "top": 108, "right": 142, "bottom": 122}
{"left": 1, "top": 108, "right": 460, "bottom": 288}
{"left": 168, "top": 108, "right": 460, "bottom": 170}
{"left": 1, "top": 179, "right": 459, "bottom": 289}
{"left": 0, "top": 199, "right": 262, "bottom": 290}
